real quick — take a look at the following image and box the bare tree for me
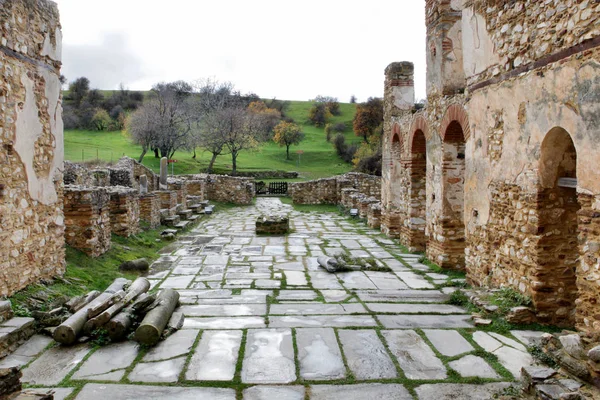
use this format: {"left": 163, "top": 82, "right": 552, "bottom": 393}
{"left": 222, "top": 106, "right": 267, "bottom": 174}
{"left": 128, "top": 103, "right": 160, "bottom": 163}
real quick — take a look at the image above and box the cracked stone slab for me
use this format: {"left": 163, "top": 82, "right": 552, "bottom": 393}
{"left": 75, "top": 383, "right": 236, "bottom": 399}
{"left": 184, "top": 317, "right": 266, "bottom": 329}
{"left": 337, "top": 272, "right": 378, "bottom": 289}
{"left": 242, "top": 328, "right": 296, "bottom": 384}
{"left": 242, "top": 385, "right": 305, "bottom": 400}
{"left": 296, "top": 328, "right": 345, "bottom": 380}
{"left": 181, "top": 304, "right": 266, "bottom": 316}
{"left": 472, "top": 331, "right": 503, "bottom": 352}
{"left": 72, "top": 341, "right": 139, "bottom": 381}
{"left": 129, "top": 357, "right": 186, "bottom": 382}
{"left": 383, "top": 330, "right": 447, "bottom": 380}
{"left": 378, "top": 314, "right": 472, "bottom": 329}
{"left": 269, "top": 315, "right": 377, "bottom": 328}
{"left": 320, "top": 290, "right": 351, "bottom": 302}
{"left": 511, "top": 330, "right": 545, "bottom": 346}
{"left": 310, "top": 384, "right": 413, "bottom": 400}
{"left": 308, "top": 272, "right": 343, "bottom": 289}
{"left": 367, "top": 303, "right": 466, "bottom": 314}
{"left": 269, "top": 303, "right": 365, "bottom": 315}
{"left": 423, "top": 330, "right": 474, "bottom": 357}
{"left": 449, "top": 355, "right": 499, "bottom": 378}
{"left": 415, "top": 383, "right": 513, "bottom": 400}
{"left": 0, "top": 334, "right": 52, "bottom": 368}
{"left": 356, "top": 290, "right": 449, "bottom": 303}
{"left": 493, "top": 345, "right": 533, "bottom": 378}
{"left": 143, "top": 329, "right": 198, "bottom": 362}
{"left": 22, "top": 343, "right": 91, "bottom": 385}
{"left": 186, "top": 330, "right": 242, "bottom": 381}
{"left": 160, "top": 275, "right": 195, "bottom": 289}
{"left": 395, "top": 272, "right": 435, "bottom": 289}
{"left": 338, "top": 329, "right": 397, "bottom": 379}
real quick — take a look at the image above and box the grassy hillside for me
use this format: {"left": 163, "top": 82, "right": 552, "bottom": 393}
{"left": 64, "top": 100, "right": 361, "bottom": 180}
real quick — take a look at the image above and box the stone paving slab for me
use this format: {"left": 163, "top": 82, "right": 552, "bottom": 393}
{"left": 143, "top": 329, "right": 198, "bottom": 362}
{"left": 129, "top": 357, "right": 186, "bottom": 382}
{"left": 296, "top": 328, "right": 345, "bottom": 380}
{"left": 310, "top": 384, "right": 413, "bottom": 400}
{"left": 415, "top": 383, "right": 513, "bottom": 400}
{"left": 180, "top": 304, "right": 266, "bottom": 316}
{"left": 24, "top": 388, "right": 74, "bottom": 400}
{"left": 242, "top": 328, "right": 296, "bottom": 384}
{"left": 366, "top": 303, "right": 466, "bottom": 314}
{"left": 378, "top": 314, "right": 472, "bottom": 329}
{"left": 338, "top": 329, "right": 398, "bottom": 380}
{"left": 383, "top": 330, "right": 447, "bottom": 380}
{"left": 270, "top": 303, "right": 365, "bottom": 315}
{"left": 242, "top": 385, "right": 305, "bottom": 400}
{"left": 72, "top": 342, "right": 139, "bottom": 381}
{"left": 75, "top": 383, "right": 236, "bottom": 400}
{"left": 356, "top": 290, "right": 450, "bottom": 303}
{"left": 184, "top": 317, "right": 266, "bottom": 329}
{"left": 22, "top": 344, "right": 90, "bottom": 385}
{"left": 186, "top": 330, "right": 242, "bottom": 381}
{"left": 269, "top": 315, "right": 377, "bottom": 328}
{"left": 423, "top": 329, "right": 474, "bottom": 357}
{"left": 449, "top": 355, "right": 499, "bottom": 378}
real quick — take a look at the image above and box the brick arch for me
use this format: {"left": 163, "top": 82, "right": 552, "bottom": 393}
{"left": 409, "top": 115, "right": 431, "bottom": 150}
{"left": 440, "top": 103, "right": 471, "bottom": 142}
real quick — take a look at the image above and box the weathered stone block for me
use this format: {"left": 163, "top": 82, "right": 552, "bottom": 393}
{"left": 256, "top": 216, "right": 289, "bottom": 235}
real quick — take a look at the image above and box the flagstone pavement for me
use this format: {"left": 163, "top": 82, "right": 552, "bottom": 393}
{"left": 12, "top": 198, "right": 545, "bottom": 399}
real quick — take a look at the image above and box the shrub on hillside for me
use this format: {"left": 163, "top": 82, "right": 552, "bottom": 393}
{"left": 333, "top": 133, "right": 358, "bottom": 163}
{"left": 308, "top": 103, "right": 332, "bottom": 127}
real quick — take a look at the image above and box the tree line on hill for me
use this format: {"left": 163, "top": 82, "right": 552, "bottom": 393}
{"left": 307, "top": 96, "right": 383, "bottom": 176}
{"left": 63, "top": 76, "right": 383, "bottom": 175}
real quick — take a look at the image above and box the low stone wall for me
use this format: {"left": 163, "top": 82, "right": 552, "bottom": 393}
{"left": 168, "top": 179, "right": 188, "bottom": 205}
{"left": 290, "top": 173, "right": 381, "bottom": 205}
{"left": 139, "top": 193, "right": 161, "bottom": 229}
{"left": 289, "top": 177, "right": 338, "bottom": 205}
{"left": 360, "top": 197, "right": 380, "bottom": 219}
{"left": 156, "top": 190, "right": 178, "bottom": 213}
{"left": 368, "top": 203, "right": 382, "bottom": 229}
{"left": 341, "top": 188, "right": 359, "bottom": 209}
{"left": 205, "top": 175, "right": 254, "bottom": 205}
{"left": 63, "top": 162, "right": 110, "bottom": 187}
{"left": 186, "top": 180, "right": 205, "bottom": 199}
{"left": 107, "top": 187, "right": 140, "bottom": 237}
{"left": 64, "top": 186, "right": 111, "bottom": 257}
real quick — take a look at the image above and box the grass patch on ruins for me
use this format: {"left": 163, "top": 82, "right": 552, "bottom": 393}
{"left": 9, "top": 227, "right": 169, "bottom": 314}
{"left": 64, "top": 101, "right": 358, "bottom": 181}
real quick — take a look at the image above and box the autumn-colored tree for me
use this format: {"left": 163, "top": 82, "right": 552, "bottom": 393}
{"left": 91, "top": 108, "right": 111, "bottom": 131}
{"left": 308, "top": 103, "right": 332, "bottom": 127}
{"left": 273, "top": 121, "right": 305, "bottom": 160}
{"left": 248, "top": 101, "right": 282, "bottom": 134}
{"left": 353, "top": 97, "right": 383, "bottom": 143}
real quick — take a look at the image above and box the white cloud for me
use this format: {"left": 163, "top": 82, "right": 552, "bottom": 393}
{"left": 54, "top": 0, "right": 426, "bottom": 101}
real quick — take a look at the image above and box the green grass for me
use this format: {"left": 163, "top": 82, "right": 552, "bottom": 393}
{"left": 9, "top": 227, "right": 169, "bottom": 313}
{"left": 64, "top": 100, "right": 360, "bottom": 181}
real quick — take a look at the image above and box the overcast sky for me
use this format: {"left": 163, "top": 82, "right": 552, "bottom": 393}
{"left": 53, "top": 0, "right": 426, "bottom": 102}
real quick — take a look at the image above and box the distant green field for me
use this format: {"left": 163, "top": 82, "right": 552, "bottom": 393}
{"left": 64, "top": 100, "right": 361, "bottom": 180}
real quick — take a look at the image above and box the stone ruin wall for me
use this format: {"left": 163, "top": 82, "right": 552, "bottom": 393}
{"left": 382, "top": 0, "right": 600, "bottom": 334}
{"left": 63, "top": 186, "right": 111, "bottom": 257}
{"left": 107, "top": 187, "right": 140, "bottom": 238}
{"left": 181, "top": 174, "right": 254, "bottom": 205}
{"left": 0, "top": 0, "right": 65, "bottom": 296}
{"left": 290, "top": 173, "right": 381, "bottom": 206}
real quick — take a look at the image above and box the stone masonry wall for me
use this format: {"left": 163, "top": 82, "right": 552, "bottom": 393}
{"left": 107, "top": 187, "right": 140, "bottom": 237}
{"left": 0, "top": 0, "right": 65, "bottom": 296}
{"left": 382, "top": 0, "right": 600, "bottom": 334}
{"left": 205, "top": 175, "right": 254, "bottom": 205}
{"left": 63, "top": 186, "right": 111, "bottom": 257}
{"left": 290, "top": 173, "right": 381, "bottom": 206}
{"left": 139, "top": 193, "right": 161, "bottom": 229}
